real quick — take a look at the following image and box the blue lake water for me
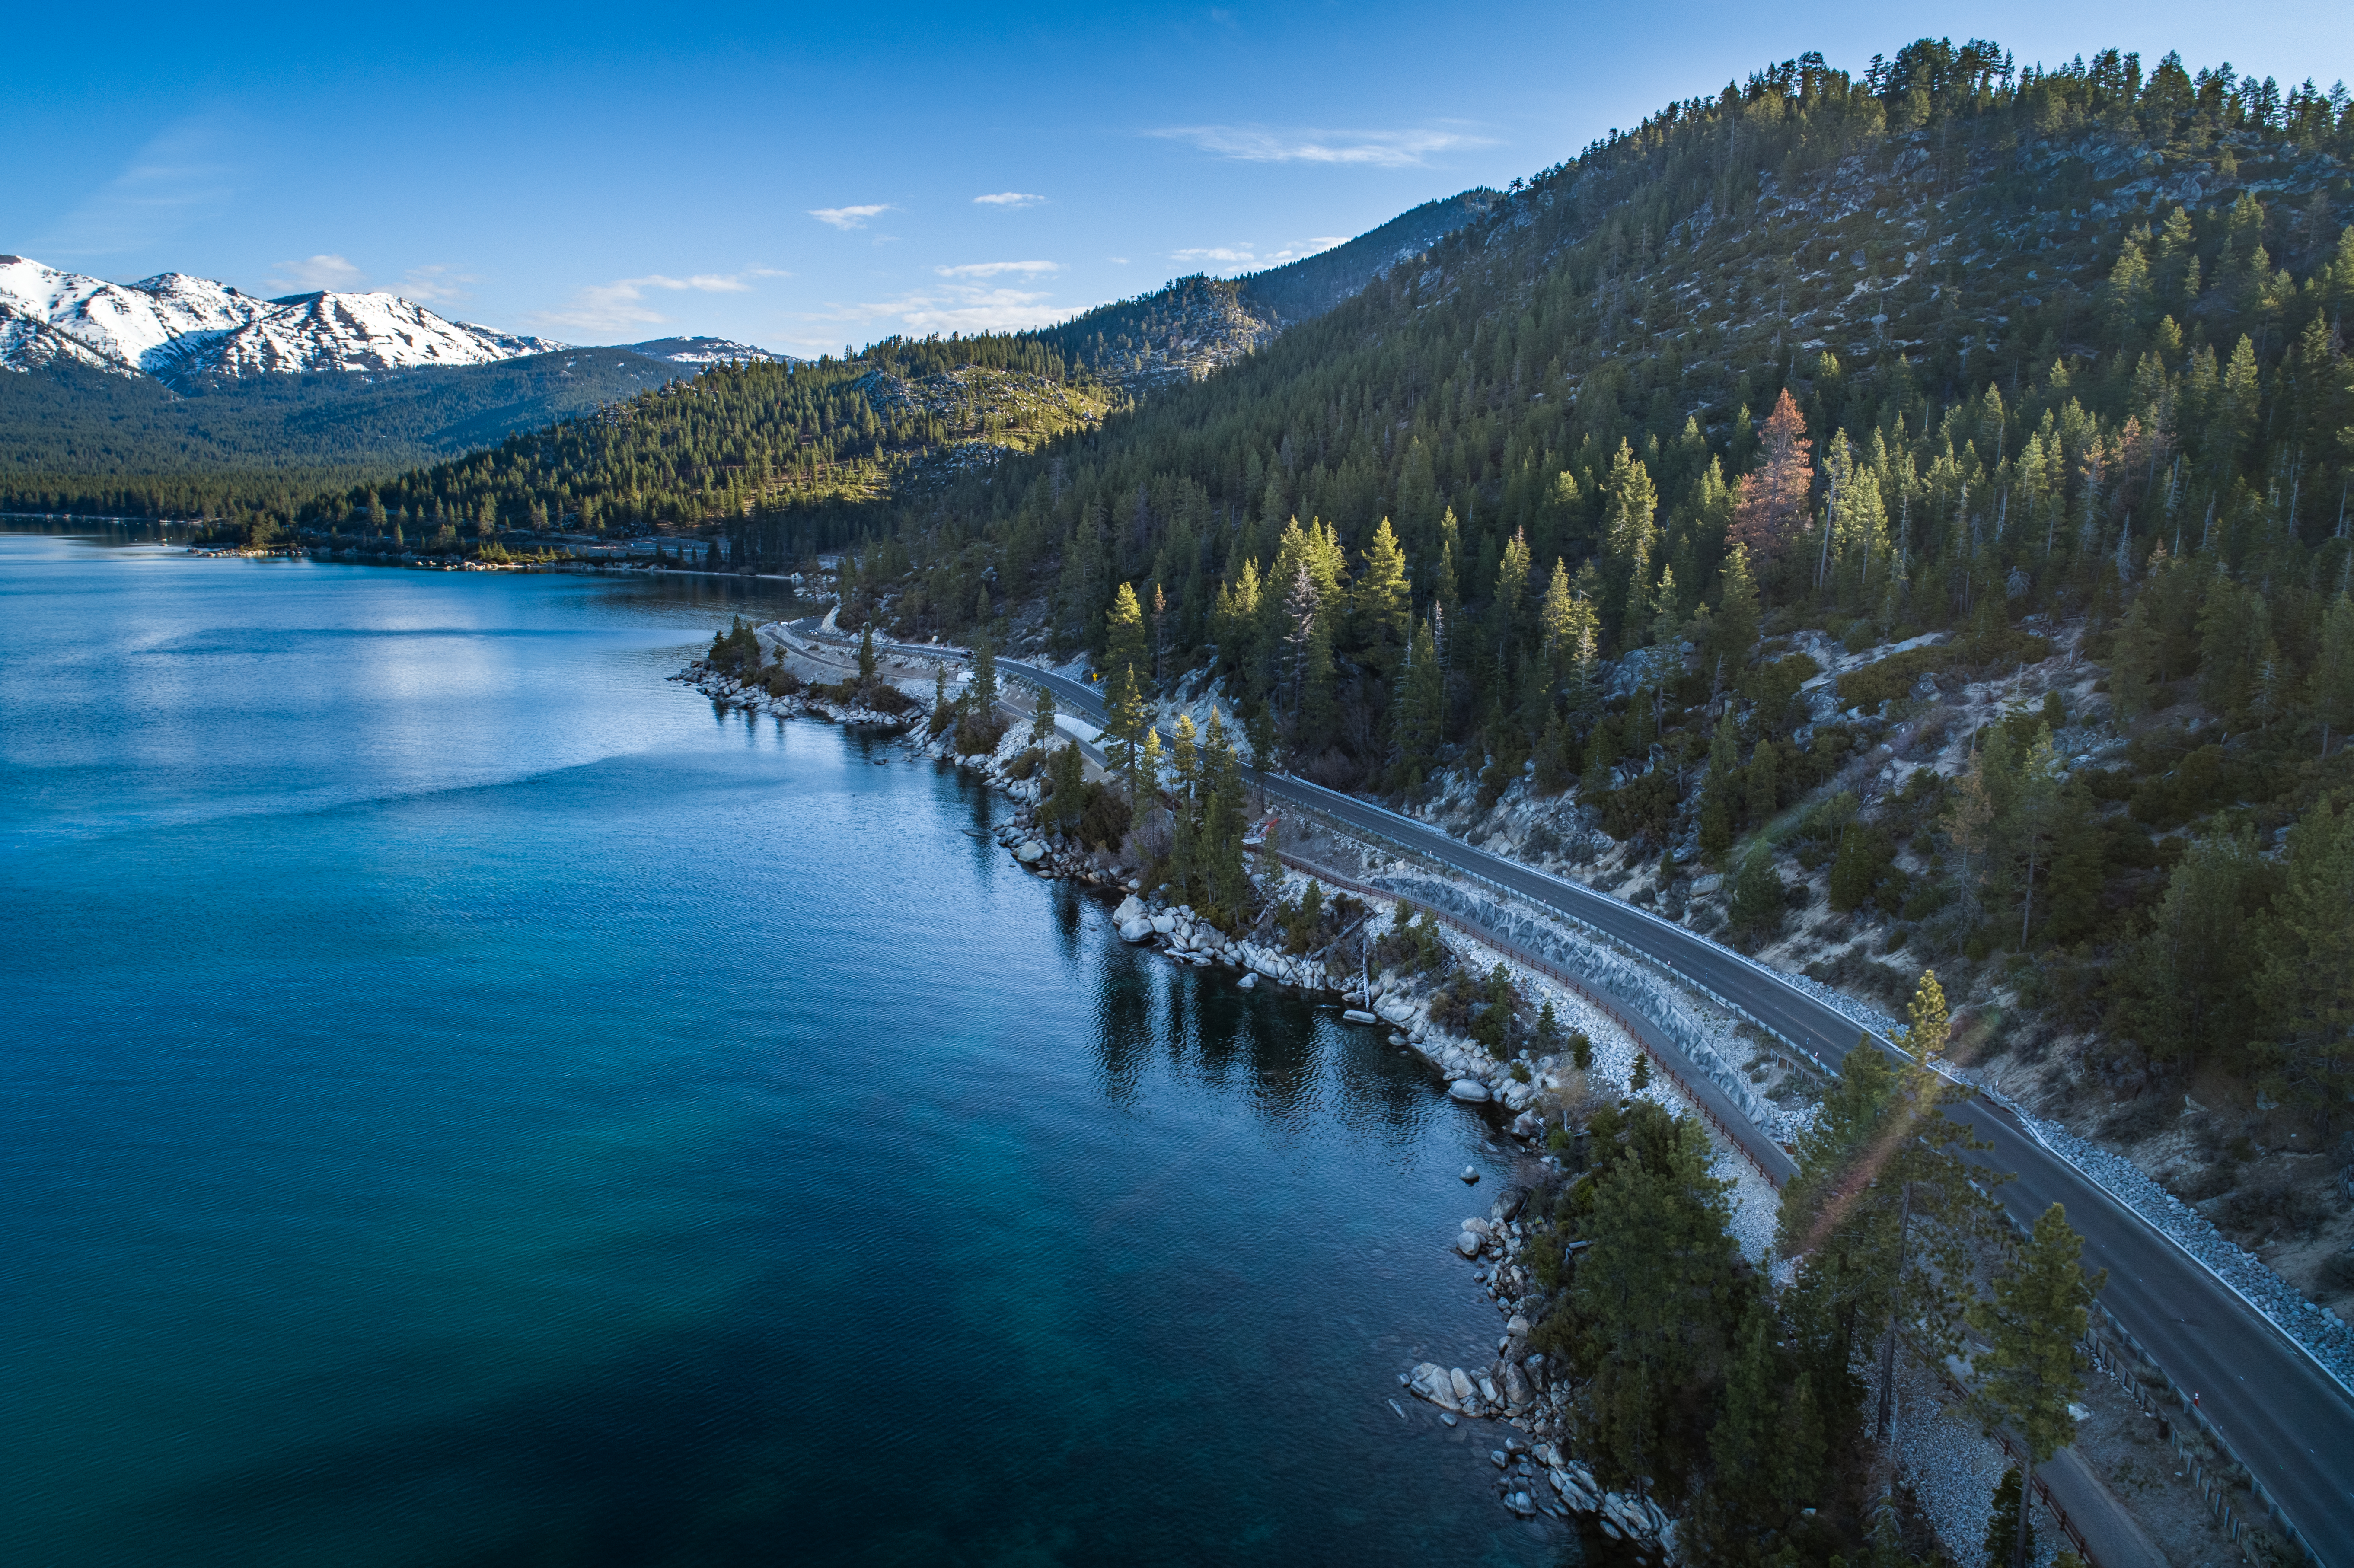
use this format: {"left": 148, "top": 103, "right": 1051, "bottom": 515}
{"left": 0, "top": 527, "right": 1569, "bottom": 1566}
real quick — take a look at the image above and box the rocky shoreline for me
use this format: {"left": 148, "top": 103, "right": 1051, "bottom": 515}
{"left": 679, "top": 652, "right": 1682, "bottom": 1558}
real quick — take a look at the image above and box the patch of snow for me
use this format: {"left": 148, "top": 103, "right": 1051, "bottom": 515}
{"left": 0, "top": 254, "right": 566, "bottom": 379}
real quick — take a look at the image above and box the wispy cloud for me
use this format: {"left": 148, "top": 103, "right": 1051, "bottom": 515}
{"left": 804, "top": 282, "right": 1082, "bottom": 337}
{"left": 973, "top": 191, "right": 1045, "bottom": 207}
{"left": 534, "top": 270, "right": 784, "bottom": 333}
{"left": 1173, "top": 246, "right": 1255, "bottom": 266}
{"left": 1170, "top": 236, "right": 1348, "bottom": 274}
{"left": 398, "top": 265, "right": 478, "bottom": 305}
{"left": 33, "top": 115, "right": 244, "bottom": 258}
{"left": 810, "top": 204, "right": 892, "bottom": 230}
{"left": 1148, "top": 123, "right": 1491, "bottom": 167}
{"left": 265, "top": 253, "right": 366, "bottom": 292}
{"left": 933, "top": 261, "right": 1062, "bottom": 278}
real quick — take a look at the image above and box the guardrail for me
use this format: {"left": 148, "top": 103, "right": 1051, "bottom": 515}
{"left": 1273, "top": 851, "right": 1785, "bottom": 1187}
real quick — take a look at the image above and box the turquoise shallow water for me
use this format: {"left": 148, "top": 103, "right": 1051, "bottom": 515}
{"left": 0, "top": 529, "right": 1568, "bottom": 1567}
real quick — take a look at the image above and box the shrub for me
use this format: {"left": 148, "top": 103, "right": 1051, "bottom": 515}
{"left": 2100, "top": 1096, "right": 2174, "bottom": 1143}
{"left": 1597, "top": 768, "right": 1679, "bottom": 842}
{"left": 1837, "top": 645, "right": 1949, "bottom": 710}
{"left": 1728, "top": 849, "right": 1786, "bottom": 944}
{"left": 1076, "top": 784, "right": 1132, "bottom": 852}
{"left": 707, "top": 615, "right": 763, "bottom": 675}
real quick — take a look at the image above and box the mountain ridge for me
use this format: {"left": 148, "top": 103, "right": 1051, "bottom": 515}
{"left": 0, "top": 257, "right": 799, "bottom": 386}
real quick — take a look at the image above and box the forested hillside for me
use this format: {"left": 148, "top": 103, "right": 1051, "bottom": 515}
{"left": 0, "top": 349, "right": 694, "bottom": 517}
{"left": 1024, "top": 191, "right": 1502, "bottom": 391}
{"left": 263, "top": 335, "right": 1115, "bottom": 567}
{"left": 831, "top": 39, "right": 2354, "bottom": 1214}
{"left": 30, "top": 40, "right": 2353, "bottom": 1195}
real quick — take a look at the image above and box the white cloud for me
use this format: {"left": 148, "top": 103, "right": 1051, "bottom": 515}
{"left": 1173, "top": 246, "right": 1257, "bottom": 266}
{"left": 1107, "top": 257, "right": 1130, "bottom": 265}
{"left": 973, "top": 191, "right": 1045, "bottom": 207}
{"left": 397, "top": 265, "right": 478, "bottom": 305}
{"left": 534, "top": 270, "right": 781, "bottom": 332}
{"left": 933, "top": 260, "right": 1062, "bottom": 278}
{"left": 804, "top": 282, "right": 1083, "bottom": 337}
{"left": 810, "top": 204, "right": 892, "bottom": 229}
{"left": 1148, "top": 123, "right": 1491, "bottom": 167}
{"left": 265, "top": 253, "right": 366, "bottom": 292}
{"left": 1170, "top": 235, "right": 1350, "bottom": 274}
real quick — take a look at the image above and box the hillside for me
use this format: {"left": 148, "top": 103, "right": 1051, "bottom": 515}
{"left": 0, "top": 350, "right": 697, "bottom": 516}
{"left": 1033, "top": 189, "right": 1501, "bottom": 391}
{"left": 821, "top": 42, "right": 2354, "bottom": 1308}
{"left": 1236, "top": 188, "right": 1503, "bottom": 323}
{"left": 220, "top": 335, "right": 1116, "bottom": 567}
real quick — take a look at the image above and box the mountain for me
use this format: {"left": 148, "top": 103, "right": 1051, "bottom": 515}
{"left": 0, "top": 256, "right": 564, "bottom": 385}
{"left": 0, "top": 349, "right": 695, "bottom": 511}
{"left": 624, "top": 335, "right": 795, "bottom": 366}
{"left": 1032, "top": 188, "right": 1500, "bottom": 390}
{"left": 1234, "top": 188, "right": 1502, "bottom": 323}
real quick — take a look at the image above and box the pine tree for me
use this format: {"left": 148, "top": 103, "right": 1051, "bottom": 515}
{"left": 1105, "top": 666, "right": 1149, "bottom": 800}
{"left": 1106, "top": 581, "right": 1148, "bottom": 683}
{"left": 970, "top": 628, "right": 997, "bottom": 716}
{"left": 1029, "top": 686, "right": 1056, "bottom": 747}
{"left": 1196, "top": 711, "right": 1252, "bottom": 924}
{"left": 1700, "top": 709, "right": 1740, "bottom": 858}
{"left": 1780, "top": 1041, "right": 2006, "bottom": 1436}
{"left": 1354, "top": 516, "right": 1412, "bottom": 678}
{"left": 2258, "top": 800, "right": 2354, "bottom": 1131}
{"left": 1566, "top": 1112, "right": 1745, "bottom": 1505}
{"left": 1744, "top": 736, "right": 1779, "bottom": 825}
{"left": 2109, "top": 589, "right": 2163, "bottom": 719}
{"left": 1731, "top": 389, "right": 1814, "bottom": 567}
{"left": 1983, "top": 1467, "right": 2034, "bottom": 1568}
{"left": 2309, "top": 592, "right": 2354, "bottom": 757}
{"left": 858, "top": 625, "right": 877, "bottom": 684}
{"left": 1897, "top": 969, "right": 1950, "bottom": 1066}
{"left": 1972, "top": 1204, "right": 2103, "bottom": 1568}
{"left": 1709, "top": 542, "right": 1763, "bottom": 679}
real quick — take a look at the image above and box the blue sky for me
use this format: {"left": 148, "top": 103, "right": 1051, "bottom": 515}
{"left": 10, "top": 1, "right": 2348, "bottom": 356}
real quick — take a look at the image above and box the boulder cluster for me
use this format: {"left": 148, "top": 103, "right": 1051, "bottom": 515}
{"left": 676, "top": 663, "right": 915, "bottom": 729}
{"left": 1410, "top": 1186, "right": 1681, "bottom": 1558}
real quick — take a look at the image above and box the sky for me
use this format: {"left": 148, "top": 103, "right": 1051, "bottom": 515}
{"left": 8, "top": 2, "right": 2349, "bottom": 357}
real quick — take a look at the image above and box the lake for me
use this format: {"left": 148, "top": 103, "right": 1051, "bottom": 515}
{"left": 0, "top": 526, "right": 1570, "bottom": 1566}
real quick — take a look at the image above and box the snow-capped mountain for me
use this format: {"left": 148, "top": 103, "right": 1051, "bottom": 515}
{"left": 0, "top": 256, "right": 566, "bottom": 382}
{"left": 623, "top": 335, "right": 791, "bottom": 366}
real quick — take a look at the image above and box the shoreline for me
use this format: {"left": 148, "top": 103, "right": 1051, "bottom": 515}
{"left": 674, "top": 643, "right": 1782, "bottom": 1558}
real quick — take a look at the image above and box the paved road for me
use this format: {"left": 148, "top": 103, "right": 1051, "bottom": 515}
{"left": 979, "top": 653, "right": 2354, "bottom": 1566}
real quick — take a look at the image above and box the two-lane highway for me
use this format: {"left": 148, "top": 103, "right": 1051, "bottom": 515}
{"left": 982, "top": 652, "right": 2354, "bottom": 1565}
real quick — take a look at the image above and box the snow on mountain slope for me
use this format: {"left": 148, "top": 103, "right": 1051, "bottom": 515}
{"left": 185, "top": 290, "right": 563, "bottom": 377}
{"left": 0, "top": 256, "right": 566, "bottom": 381}
{"left": 623, "top": 335, "right": 791, "bottom": 365}
{"left": 0, "top": 302, "right": 126, "bottom": 373}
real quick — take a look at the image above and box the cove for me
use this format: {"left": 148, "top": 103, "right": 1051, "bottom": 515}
{"left": 0, "top": 528, "right": 1566, "bottom": 1567}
